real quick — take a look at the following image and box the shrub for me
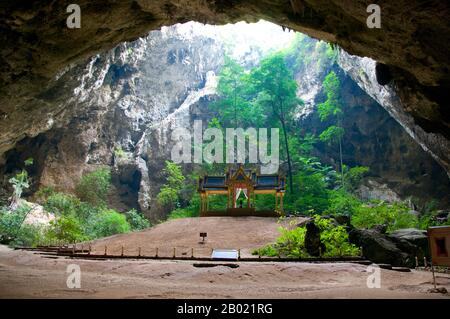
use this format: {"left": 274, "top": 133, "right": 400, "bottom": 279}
{"left": 87, "top": 209, "right": 130, "bottom": 238}
{"left": 314, "top": 216, "right": 361, "bottom": 257}
{"left": 252, "top": 245, "right": 278, "bottom": 257}
{"left": 0, "top": 204, "right": 32, "bottom": 243}
{"left": 46, "top": 214, "right": 87, "bottom": 243}
{"left": 327, "top": 189, "right": 362, "bottom": 216}
{"left": 254, "top": 215, "right": 360, "bottom": 258}
{"left": 284, "top": 171, "right": 330, "bottom": 214}
{"left": 157, "top": 161, "right": 185, "bottom": 209}
{"left": 157, "top": 187, "right": 179, "bottom": 206}
{"left": 114, "top": 146, "right": 128, "bottom": 159}
{"left": 167, "top": 194, "right": 200, "bottom": 219}
{"left": 75, "top": 168, "right": 111, "bottom": 206}
{"left": 44, "top": 192, "right": 80, "bottom": 216}
{"left": 77, "top": 202, "right": 101, "bottom": 223}
{"left": 351, "top": 201, "right": 418, "bottom": 232}
{"left": 276, "top": 226, "right": 309, "bottom": 258}
{"left": 125, "top": 209, "right": 150, "bottom": 231}
{"left": 167, "top": 207, "right": 199, "bottom": 219}
{"left": 418, "top": 212, "right": 450, "bottom": 230}
{"left": 34, "top": 186, "right": 56, "bottom": 204}
{"left": 343, "top": 166, "right": 369, "bottom": 191}
{"left": 11, "top": 224, "right": 44, "bottom": 247}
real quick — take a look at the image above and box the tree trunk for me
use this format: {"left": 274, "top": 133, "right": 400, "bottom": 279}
{"left": 339, "top": 135, "right": 344, "bottom": 188}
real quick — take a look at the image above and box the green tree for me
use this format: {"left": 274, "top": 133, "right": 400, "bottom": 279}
{"left": 211, "top": 56, "right": 258, "bottom": 128}
{"left": 0, "top": 204, "right": 32, "bottom": 242}
{"left": 250, "top": 53, "right": 303, "bottom": 193}
{"left": 8, "top": 158, "right": 33, "bottom": 209}
{"left": 157, "top": 161, "right": 185, "bottom": 210}
{"left": 125, "top": 209, "right": 150, "bottom": 230}
{"left": 46, "top": 214, "right": 87, "bottom": 243}
{"left": 75, "top": 168, "right": 111, "bottom": 206}
{"left": 87, "top": 209, "right": 131, "bottom": 238}
{"left": 317, "top": 71, "right": 345, "bottom": 187}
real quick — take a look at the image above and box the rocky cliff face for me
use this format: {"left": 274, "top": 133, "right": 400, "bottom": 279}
{"left": 1, "top": 1, "right": 449, "bottom": 178}
{"left": 338, "top": 51, "right": 450, "bottom": 178}
{"left": 297, "top": 64, "right": 450, "bottom": 208}
{"left": 0, "top": 22, "right": 293, "bottom": 220}
{"left": 0, "top": 23, "right": 227, "bottom": 220}
{"left": 1, "top": 22, "right": 449, "bottom": 219}
{"left": 289, "top": 36, "right": 450, "bottom": 208}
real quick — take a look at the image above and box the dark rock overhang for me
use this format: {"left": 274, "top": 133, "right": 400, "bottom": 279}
{"left": 0, "top": 0, "right": 449, "bottom": 174}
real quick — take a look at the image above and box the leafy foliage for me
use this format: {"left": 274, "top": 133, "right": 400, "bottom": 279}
{"left": 313, "top": 215, "right": 361, "bottom": 257}
{"left": 11, "top": 224, "right": 43, "bottom": 247}
{"left": 44, "top": 192, "right": 80, "bottom": 216}
{"left": 351, "top": 201, "right": 418, "bottom": 232}
{"left": 343, "top": 166, "right": 369, "bottom": 191}
{"left": 75, "top": 168, "right": 111, "bottom": 206}
{"left": 86, "top": 209, "right": 130, "bottom": 238}
{"left": 254, "top": 215, "right": 360, "bottom": 258}
{"left": 114, "top": 146, "right": 128, "bottom": 159}
{"left": 319, "top": 125, "right": 344, "bottom": 144}
{"left": 0, "top": 204, "right": 32, "bottom": 242}
{"left": 125, "top": 209, "right": 150, "bottom": 230}
{"left": 46, "top": 214, "right": 87, "bottom": 243}
{"left": 326, "top": 189, "right": 362, "bottom": 216}
{"left": 157, "top": 161, "right": 185, "bottom": 209}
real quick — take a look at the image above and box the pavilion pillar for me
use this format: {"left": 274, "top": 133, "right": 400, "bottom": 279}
{"left": 280, "top": 193, "right": 284, "bottom": 213}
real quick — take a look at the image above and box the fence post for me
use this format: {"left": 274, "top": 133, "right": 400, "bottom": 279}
{"left": 173, "top": 247, "right": 176, "bottom": 259}
{"left": 138, "top": 247, "right": 141, "bottom": 257}
{"left": 155, "top": 247, "right": 158, "bottom": 258}
{"left": 104, "top": 245, "right": 107, "bottom": 256}
{"left": 191, "top": 248, "right": 194, "bottom": 259}
{"left": 121, "top": 246, "right": 124, "bottom": 257}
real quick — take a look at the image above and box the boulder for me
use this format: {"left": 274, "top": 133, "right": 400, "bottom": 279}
{"left": 334, "top": 214, "right": 351, "bottom": 227}
{"left": 21, "top": 200, "right": 55, "bottom": 226}
{"left": 348, "top": 228, "right": 411, "bottom": 267}
{"left": 305, "top": 221, "right": 325, "bottom": 257}
{"left": 371, "top": 224, "right": 388, "bottom": 234}
{"left": 349, "top": 227, "right": 431, "bottom": 267}
{"left": 388, "top": 228, "right": 429, "bottom": 259}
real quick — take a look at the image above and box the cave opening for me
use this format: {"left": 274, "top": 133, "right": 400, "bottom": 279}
{"left": 1, "top": 2, "right": 450, "bottom": 299}
{"left": 1, "top": 20, "right": 450, "bottom": 219}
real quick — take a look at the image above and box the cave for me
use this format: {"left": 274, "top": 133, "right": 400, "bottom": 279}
{"left": 0, "top": 1, "right": 450, "bottom": 300}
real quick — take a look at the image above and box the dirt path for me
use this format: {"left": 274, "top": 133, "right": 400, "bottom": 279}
{"left": 0, "top": 217, "right": 449, "bottom": 298}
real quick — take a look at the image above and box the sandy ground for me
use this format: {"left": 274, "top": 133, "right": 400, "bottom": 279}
{"left": 0, "top": 217, "right": 449, "bottom": 298}
{"left": 87, "top": 216, "right": 308, "bottom": 258}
